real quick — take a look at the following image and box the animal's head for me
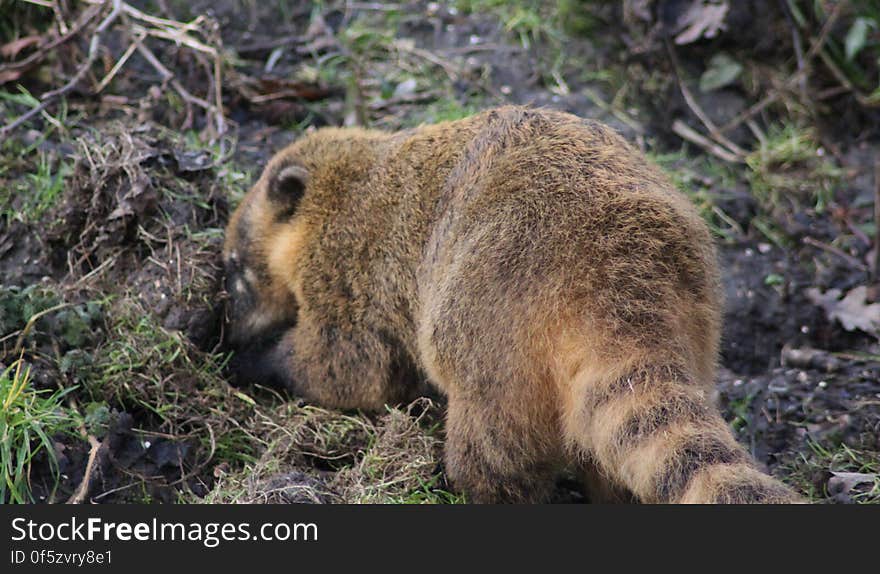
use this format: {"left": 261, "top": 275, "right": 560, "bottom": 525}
{"left": 223, "top": 147, "right": 311, "bottom": 347}
{"left": 223, "top": 127, "right": 383, "bottom": 347}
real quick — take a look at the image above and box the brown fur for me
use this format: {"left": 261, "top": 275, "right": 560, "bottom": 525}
{"left": 223, "top": 106, "right": 802, "bottom": 503}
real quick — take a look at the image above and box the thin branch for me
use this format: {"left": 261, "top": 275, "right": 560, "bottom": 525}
{"left": 672, "top": 119, "right": 744, "bottom": 164}
{"left": 9, "top": 302, "right": 75, "bottom": 356}
{"left": 665, "top": 37, "right": 747, "bottom": 160}
{"left": 0, "top": 0, "right": 123, "bottom": 138}
{"left": 718, "top": 1, "right": 845, "bottom": 134}
{"left": 0, "top": 3, "right": 102, "bottom": 73}
{"left": 803, "top": 236, "right": 868, "bottom": 271}
{"left": 67, "top": 435, "right": 103, "bottom": 504}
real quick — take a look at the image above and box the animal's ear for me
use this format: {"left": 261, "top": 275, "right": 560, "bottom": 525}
{"left": 268, "top": 164, "right": 308, "bottom": 212}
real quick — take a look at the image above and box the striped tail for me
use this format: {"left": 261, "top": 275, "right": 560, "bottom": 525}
{"left": 564, "top": 363, "right": 801, "bottom": 503}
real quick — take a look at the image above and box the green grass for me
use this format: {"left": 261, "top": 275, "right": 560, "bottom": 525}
{"left": 745, "top": 124, "right": 842, "bottom": 214}
{"left": 785, "top": 439, "right": 880, "bottom": 503}
{"left": 788, "top": 0, "right": 880, "bottom": 102}
{"left": 0, "top": 144, "right": 71, "bottom": 224}
{"left": 726, "top": 392, "right": 757, "bottom": 434}
{"left": 0, "top": 360, "right": 79, "bottom": 503}
{"left": 0, "top": 0, "right": 54, "bottom": 45}
{"left": 89, "top": 305, "right": 259, "bottom": 468}
{"left": 403, "top": 98, "right": 483, "bottom": 127}
{"left": 0, "top": 285, "right": 103, "bottom": 359}
{"left": 380, "top": 474, "right": 466, "bottom": 504}
{"left": 455, "top": 0, "right": 577, "bottom": 48}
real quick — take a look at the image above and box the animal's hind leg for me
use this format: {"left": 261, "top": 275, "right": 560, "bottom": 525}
{"left": 444, "top": 389, "right": 560, "bottom": 503}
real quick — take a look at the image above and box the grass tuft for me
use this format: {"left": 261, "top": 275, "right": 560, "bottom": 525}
{"left": 0, "top": 360, "right": 78, "bottom": 503}
{"left": 784, "top": 439, "right": 880, "bottom": 503}
{"left": 201, "top": 399, "right": 461, "bottom": 504}
{"left": 745, "top": 124, "right": 842, "bottom": 214}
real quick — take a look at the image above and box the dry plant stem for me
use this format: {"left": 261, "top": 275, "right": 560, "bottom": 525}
{"left": 0, "top": 4, "right": 102, "bottom": 73}
{"left": 803, "top": 236, "right": 868, "bottom": 272}
{"left": 672, "top": 119, "right": 743, "bottom": 163}
{"left": 719, "top": 1, "right": 845, "bottom": 134}
{"left": 392, "top": 39, "right": 461, "bottom": 81}
{"left": 51, "top": 0, "right": 71, "bottom": 35}
{"left": 665, "top": 37, "right": 746, "bottom": 161}
{"left": 133, "top": 40, "right": 214, "bottom": 117}
{"left": 0, "top": 0, "right": 123, "bottom": 138}
{"left": 1, "top": 302, "right": 75, "bottom": 355}
{"left": 780, "top": 0, "right": 808, "bottom": 103}
{"left": 581, "top": 86, "right": 644, "bottom": 135}
{"left": 94, "top": 37, "right": 139, "bottom": 92}
{"left": 817, "top": 49, "right": 880, "bottom": 108}
{"left": 67, "top": 434, "right": 102, "bottom": 504}
{"left": 50, "top": 366, "right": 104, "bottom": 505}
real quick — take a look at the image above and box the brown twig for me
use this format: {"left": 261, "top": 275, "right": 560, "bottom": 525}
{"left": 4, "top": 302, "right": 75, "bottom": 356}
{"left": 780, "top": 0, "right": 809, "bottom": 104}
{"left": 718, "top": 1, "right": 846, "bottom": 135}
{"left": 665, "top": 36, "right": 747, "bottom": 159}
{"left": 803, "top": 236, "right": 868, "bottom": 271}
{"left": 67, "top": 434, "right": 103, "bottom": 504}
{"left": 671, "top": 120, "right": 743, "bottom": 164}
{"left": 0, "top": 3, "right": 102, "bottom": 73}
{"left": 0, "top": 0, "right": 122, "bottom": 138}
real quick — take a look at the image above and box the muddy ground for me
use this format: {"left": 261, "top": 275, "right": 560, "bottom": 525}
{"left": 1, "top": 1, "right": 878, "bottom": 503}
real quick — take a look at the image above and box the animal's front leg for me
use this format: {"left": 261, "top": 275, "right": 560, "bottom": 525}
{"left": 271, "top": 315, "right": 416, "bottom": 411}
{"left": 226, "top": 326, "right": 295, "bottom": 391}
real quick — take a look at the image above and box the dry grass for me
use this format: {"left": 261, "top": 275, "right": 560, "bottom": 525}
{"left": 201, "top": 399, "right": 459, "bottom": 504}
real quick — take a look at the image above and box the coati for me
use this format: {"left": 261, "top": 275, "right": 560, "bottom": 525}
{"left": 223, "top": 106, "right": 801, "bottom": 503}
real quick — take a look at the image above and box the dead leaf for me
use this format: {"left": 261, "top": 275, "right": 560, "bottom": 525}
{"left": 1, "top": 35, "right": 42, "bottom": 59}
{"left": 675, "top": 0, "right": 729, "bottom": 45}
{"left": 806, "top": 286, "right": 880, "bottom": 338}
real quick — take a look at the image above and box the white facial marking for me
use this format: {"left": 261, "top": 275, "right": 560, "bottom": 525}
{"left": 247, "top": 311, "right": 272, "bottom": 331}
